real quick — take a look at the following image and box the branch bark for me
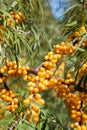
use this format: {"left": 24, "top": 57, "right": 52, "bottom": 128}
{"left": 28, "top": 62, "right": 43, "bottom": 75}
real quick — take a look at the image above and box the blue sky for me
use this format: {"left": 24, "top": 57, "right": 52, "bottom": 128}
{"left": 49, "top": 0, "right": 70, "bottom": 19}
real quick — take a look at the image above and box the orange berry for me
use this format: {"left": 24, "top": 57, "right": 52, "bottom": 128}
{"left": 35, "top": 94, "right": 41, "bottom": 99}
{"left": 17, "top": 69, "right": 22, "bottom": 74}
{"left": 1, "top": 89, "right": 6, "bottom": 94}
{"left": 15, "top": 19, "right": 19, "bottom": 24}
{"left": 10, "top": 22, "right": 14, "bottom": 27}
{"left": 3, "top": 66, "right": 7, "bottom": 71}
{"left": 75, "top": 117, "right": 81, "bottom": 122}
{"left": 7, "top": 18, "right": 12, "bottom": 24}
{"left": 57, "top": 54, "right": 61, "bottom": 59}
{"left": 11, "top": 107, "right": 16, "bottom": 112}
{"left": 7, "top": 105, "right": 11, "bottom": 111}
{"left": 0, "top": 78, "right": 3, "bottom": 83}
{"left": 28, "top": 95, "right": 33, "bottom": 101}
{"left": 27, "top": 75, "right": 32, "bottom": 80}
{"left": 1, "top": 94, "right": 6, "bottom": 100}
{"left": 82, "top": 114, "right": 87, "bottom": 119}
{"left": 23, "top": 75, "right": 27, "bottom": 81}
{"left": 23, "top": 99, "right": 29, "bottom": 104}
{"left": 33, "top": 116, "right": 39, "bottom": 123}
{"left": 14, "top": 14, "right": 21, "bottom": 20}
{"left": 77, "top": 111, "right": 81, "bottom": 116}
{"left": 9, "top": 90, "right": 13, "bottom": 95}
{"left": 5, "top": 96, "right": 10, "bottom": 102}
{"left": 81, "top": 125, "right": 86, "bottom": 130}
{"left": 44, "top": 55, "right": 49, "bottom": 60}
{"left": 77, "top": 125, "right": 81, "bottom": 130}
{"left": 66, "top": 73, "right": 71, "bottom": 79}
{"left": 32, "top": 105, "right": 39, "bottom": 112}
{"left": 70, "top": 123, "right": 74, "bottom": 129}
{"left": 10, "top": 11, "right": 15, "bottom": 15}
{"left": 17, "top": 12, "right": 22, "bottom": 16}
{"left": 13, "top": 98, "right": 18, "bottom": 104}
{"left": 10, "top": 93, "right": 15, "bottom": 98}
{"left": 23, "top": 70, "right": 27, "bottom": 75}
{"left": 73, "top": 31, "right": 80, "bottom": 37}
{"left": 80, "top": 26, "right": 86, "bottom": 32}
{"left": 0, "top": 68, "right": 4, "bottom": 73}
{"left": 14, "top": 104, "right": 18, "bottom": 109}
{"left": 37, "top": 99, "right": 45, "bottom": 105}
{"left": 26, "top": 110, "right": 30, "bottom": 115}
{"left": 71, "top": 114, "right": 77, "bottom": 119}
{"left": 33, "top": 88, "right": 39, "bottom": 93}
{"left": 29, "top": 87, "right": 34, "bottom": 93}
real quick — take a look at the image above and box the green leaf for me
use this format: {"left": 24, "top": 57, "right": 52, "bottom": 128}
{"left": 72, "top": 34, "right": 87, "bottom": 56}
{"left": 66, "top": 21, "right": 77, "bottom": 27}
{"left": 16, "top": 125, "right": 24, "bottom": 130}
{"left": 44, "top": 123, "right": 49, "bottom": 130}
{"left": 37, "top": 0, "right": 44, "bottom": 20}
{"left": 0, "top": 114, "right": 14, "bottom": 125}
{"left": 60, "top": 4, "right": 81, "bottom": 17}
{"left": 74, "top": 46, "right": 86, "bottom": 52}
{"left": 11, "top": 1, "right": 18, "bottom": 8}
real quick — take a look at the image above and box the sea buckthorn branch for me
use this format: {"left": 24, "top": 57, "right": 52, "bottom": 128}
{"left": 22, "top": 30, "right": 77, "bottom": 123}
{"left": 28, "top": 68, "right": 38, "bottom": 75}
{"left": 1, "top": 25, "right": 87, "bottom": 129}
{"left": 27, "top": 62, "right": 43, "bottom": 75}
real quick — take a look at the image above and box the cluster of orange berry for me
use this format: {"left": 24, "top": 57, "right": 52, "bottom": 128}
{"left": 0, "top": 60, "right": 29, "bottom": 112}
{"left": 0, "top": 88, "right": 18, "bottom": 112}
{"left": 1, "top": 59, "right": 29, "bottom": 77}
{"left": 67, "top": 26, "right": 87, "bottom": 48}
{"left": 68, "top": 93, "right": 87, "bottom": 130}
{"left": 0, "top": 59, "right": 45, "bottom": 123}
{"left": 44, "top": 52, "right": 62, "bottom": 68}
{"left": 54, "top": 27, "right": 86, "bottom": 54}
{"left": 54, "top": 42, "right": 75, "bottom": 54}
{"left": 53, "top": 73, "right": 87, "bottom": 129}
{"left": 23, "top": 93, "right": 44, "bottom": 123}
{"left": 0, "top": 11, "right": 25, "bottom": 44}
{"left": 21, "top": 52, "right": 61, "bottom": 123}
{"left": 7, "top": 11, "right": 26, "bottom": 27}
{"left": 0, "top": 11, "right": 25, "bottom": 27}
{"left": 55, "top": 75, "right": 74, "bottom": 98}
